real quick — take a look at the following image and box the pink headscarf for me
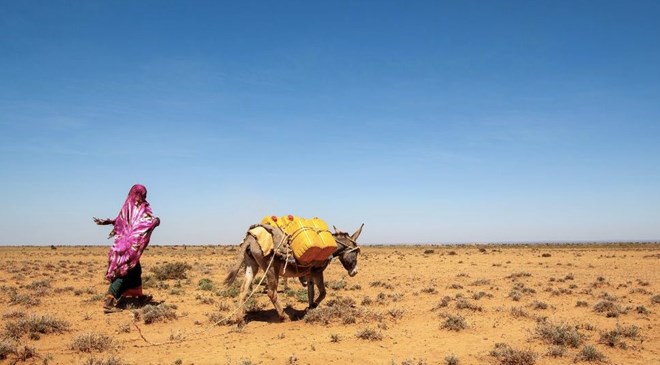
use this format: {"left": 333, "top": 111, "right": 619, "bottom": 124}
{"left": 105, "top": 184, "right": 160, "bottom": 281}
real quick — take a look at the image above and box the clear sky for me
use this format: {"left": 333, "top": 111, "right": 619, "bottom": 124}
{"left": 1, "top": 1, "right": 659, "bottom": 245}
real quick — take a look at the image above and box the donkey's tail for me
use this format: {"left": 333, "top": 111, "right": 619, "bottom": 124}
{"left": 224, "top": 238, "right": 249, "bottom": 285}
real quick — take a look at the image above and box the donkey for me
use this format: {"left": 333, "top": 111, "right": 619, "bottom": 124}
{"left": 224, "top": 223, "right": 363, "bottom": 324}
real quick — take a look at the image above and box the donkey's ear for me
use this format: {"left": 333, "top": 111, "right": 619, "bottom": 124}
{"left": 351, "top": 223, "right": 364, "bottom": 241}
{"left": 333, "top": 225, "right": 338, "bottom": 233}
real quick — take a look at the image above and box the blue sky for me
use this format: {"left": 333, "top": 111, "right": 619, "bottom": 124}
{"left": 1, "top": 1, "right": 659, "bottom": 245}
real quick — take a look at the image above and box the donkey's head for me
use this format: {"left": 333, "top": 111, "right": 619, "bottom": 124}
{"left": 332, "top": 223, "right": 364, "bottom": 277}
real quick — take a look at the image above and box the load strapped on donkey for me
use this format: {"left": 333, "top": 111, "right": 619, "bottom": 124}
{"left": 246, "top": 215, "right": 338, "bottom": 267}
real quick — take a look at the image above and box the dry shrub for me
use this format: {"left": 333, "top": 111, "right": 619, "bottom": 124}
{"left": 198, "top": 278, "right": 214, "bottom": 291}
{"left": 8, "top": 292, "right": 40, "bottom": 307}
{"left": 535, "top": 321, "right": 584, "bottom": 348}
{"left": 593, "top": 300, "right": 627, "bottom": 317}
{"left": 217, "top": 281, "right": 241, "bottom": 298}
{"left": 2, "top": 310, "right": 25, "bottom": 319}
{"left": 575, "top": 345, "right": 606, "bottom": 362}
{"left": 13, "top": 345, "right": 37, "bottom": 362}
{"left": 546, "top": 345, "right": 566, "bottom": 358}
{"left": 3, "top": 314, "right": 69, "bottom": 339}
{"left": 387, "top": 307, "right": 405, "bottom": 319}
{"left": 327, "top": 280, "right": 346, "bottom": 290}
{"left": 455, "top": 299, "right": 482, "bottom": 312}
{"left": 433, "top": 296, "right": 452, "bottom": 310}
{"left": 489, "top": 343, "right": 536, "bottom": 365}
{"left": 355, "top": 327, "right": 383, "bottom": 341}
{"left": 530, "top": 301, "right": 548, "bottom": 310}
{"left": 133, "top": 304, "right": 177, "bottom": 324}
{"left": 599, "top": 324, "right": 641, "bottom": 348}
{"left": 444, "top": 353, "right": 459, "bottom": 365}
{"left": 70, "top": 332, "right": 114, "bottom": 353}
{"left": 440, "top": 314, "right": 467, "bottom": 331}
{"left": 421, "top": 287, "right": 437, "bottom": 294}
{"left": 505, "top": 272, "right": 532, "bottom": 280}
{"left": 304, "top": 296, "right": 361, "bottom": 325}
{"left": 82, "top": 355, "right": 129, "bottom": 365}
{"left": 150, "top": 262, "right": 192, "bottom": 280}
{"left": 0, "top": 339, "right": 16, "bottom": 360}
{"left": 510, "top": 307, "right": 529, "bottom": 318}
{"left": 508, "top": 290, "right": 522, "bottom": 301}
{"left": 470, "top": 278, "right": 491, "bottom": 286}
{"left": 651, "top": 294, "right": 660, "bottom": 304}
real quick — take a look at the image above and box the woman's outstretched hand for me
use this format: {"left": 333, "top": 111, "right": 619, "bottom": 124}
{"left": 93, "top": 217, "right": 114, "bottom": 225}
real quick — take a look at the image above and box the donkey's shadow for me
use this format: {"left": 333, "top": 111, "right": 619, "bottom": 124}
{"left": 245, "top": 306, "right": 307, "bottom": 323}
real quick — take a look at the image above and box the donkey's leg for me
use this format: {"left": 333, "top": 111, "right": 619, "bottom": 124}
{"left": 311, "top": 273, "right": 327, "bottom": 308}
{"left": 266, "top": 269, "right": 288, "bottom": 321}
{"left": 236, "top": 260, "right": 258, "bottom": 324}
{"left": 307, "top": 275, "right": 316, "bottom": 309}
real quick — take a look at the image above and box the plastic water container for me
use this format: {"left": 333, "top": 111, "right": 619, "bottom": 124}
{"left": 260, "top": 215, "right": 337, "bottom": 264}
{"left": 306, "top": 217, "right": 337, "bottom": 257}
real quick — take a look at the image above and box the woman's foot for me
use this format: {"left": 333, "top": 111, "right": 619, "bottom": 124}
{"left": 103, "top": 295, "right": 121, "bottom": 313}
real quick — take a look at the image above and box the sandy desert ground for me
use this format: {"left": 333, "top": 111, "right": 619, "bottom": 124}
{"left": 0, "top": 243, "right": 658, "bottom": 365}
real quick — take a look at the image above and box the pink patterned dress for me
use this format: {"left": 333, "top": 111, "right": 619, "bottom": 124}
{"left": 105, "top": 185, "right": 160, "bottom": 281}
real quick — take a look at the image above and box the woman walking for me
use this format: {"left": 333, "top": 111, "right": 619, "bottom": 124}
{"left": 94, "top": 184, "right": 160, "bottom": 313}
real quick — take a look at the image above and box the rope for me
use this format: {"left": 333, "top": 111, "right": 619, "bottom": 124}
{"left": 130, "top": 226, "right": 361, "bottom": 347}
{"left": 130, "top": 231, "right": 290, "bottom": 346}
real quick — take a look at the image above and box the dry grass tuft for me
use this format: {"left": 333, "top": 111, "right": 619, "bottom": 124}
{"left": 440, "top": 314, "right": 467, "bottom": 331}
{"left": 0, "top": 339, "right": 16, "bottom": 360}
{"left": 444, "top": 353, "right": 459, "bottom": 365}
{"left": 81, "top": 355, "right": 130, "bottom": 365}
{"left": 150, "top": 262, "right": 192, "bottom": 280}
{"left": 489, "top": 343, "right": 536, "bottom": 365}
{"left": 13, "top": 345, "right": 37, "bottom": 362}
{"left": 575, "top": 345, "right": 606, "bottom": 362}
{"left": 305, "top": 297, "right": 361, "bottom": 325}
{"left": 535, "top": 321, "right": 585, "bottom": 348}
{"left": 3, "top": 314, "right": 69, "bottom": 339}
{"left": 355, "top": 327, "right": 383, "bottom": 341}
{"left": 546, "top": 345, "right": 567, "bottom": 358}
{"left": 133, "top": 304, "right": 177, "bottom": 324}
{"left": 70, "top": 332, "right": 114, "bottom": 353}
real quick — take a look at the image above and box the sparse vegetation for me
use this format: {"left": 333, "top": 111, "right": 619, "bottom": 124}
{"left": 546, "top": 345, "right": 566, "bottom": 358}
{"left": 133, "top": 304, "right": 177, "bottom": 324}
{"left": 575, "top": 345, "right": 606, "bottom": 362}
{"left": 440, "top": 314, "right": 467, "bottom": 331}
{"left": 651, "top": 294, "right": 660, "bottom": 304}
{"left": 444, "top": 354, "right": 459, "bottom": 365}
{"left": 217, "top": 281, "right": 241, "bottom": 298}
{"left": 305, "top": 297, "right": 361, "bottom": 325}
{"left": 198, "top": 278, "right": 214, "bottom": 291}
{"left": 70, "top": 332, "right": 114, "bottom": 353}
{"left": 81, "top": 355, "right": 129, "bottom": 365}
{"left": 12, "top": 345, "right": 37, "bottom": 362}
{"left": 0, "top": 339, "right": 16, "bottom": 360}
{"left": 3, "top": 314, "right": 69, "bottom": 339}
{"left": 510, "top": 306, "right": 529, "bottom": 318}
{"left": 355, "top": 327, "right": 383, "bottom": 341}
{"left": 0, "top": 243, "right": 657, "bottom": 364}
{"left": 489, "top": 343, "right": 536, "bottom": 365}
{"left": 455, "top": 298, "right": 482, "bottom": 311}
{"left": 535, "top": 321, "right": 585, "bottom": 348}
{"left": 531, "top": 301, "right": 548, "bottom": 310}
{"left": 150, "top": 262, "right": 192, "bottom": 280}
